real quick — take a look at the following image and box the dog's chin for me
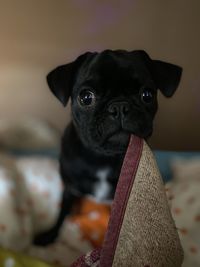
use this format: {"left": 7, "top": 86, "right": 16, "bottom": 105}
{"left": 107, "top": 131, "right": 130, "bottom": 145}
{"left": 89, "top": 127, "right": 153, "bottom": 156}
{"left": 94, "top": 131, "right": 131, "bottom": 156}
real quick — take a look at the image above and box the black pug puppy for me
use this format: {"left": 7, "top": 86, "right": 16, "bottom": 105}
{"left": 34, "top": 50, "right": 182, "bottom": 245}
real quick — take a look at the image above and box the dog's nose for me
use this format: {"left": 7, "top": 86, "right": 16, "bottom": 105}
{"left": 108, "top": 102, "right": 130, "bottom": 119}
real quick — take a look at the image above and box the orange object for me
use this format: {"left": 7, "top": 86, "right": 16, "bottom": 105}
{"left": 69, "top": 198, "right": 111, "bottom": 248}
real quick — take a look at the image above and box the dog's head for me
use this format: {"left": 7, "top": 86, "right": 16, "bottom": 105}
{"left": 47, "top": 50, "right": 182, "bottom": 155}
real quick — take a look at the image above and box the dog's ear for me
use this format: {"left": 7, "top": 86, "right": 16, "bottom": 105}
{"left": 47, "top": 52, "right": 95, "bottom": 106}
{"left": 151, "top": 60, "right": 182, "bottom": 97}
{"left": 134, "top": 50, "right": 182, "bottom": 97}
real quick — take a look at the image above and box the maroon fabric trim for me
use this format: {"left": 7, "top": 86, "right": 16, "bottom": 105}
{"left": 99, "top": 135, "right": 143, "bottom": 267}
{"left": 71, "top": 248, "right": 101, "bottom": 267}
{"left": 88, "top": 248, "right": 101, "bottom": 265}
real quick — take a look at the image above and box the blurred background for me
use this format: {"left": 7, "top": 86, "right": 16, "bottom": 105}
{"left": 0, "top": 0, "right": 200, "bottom": 150}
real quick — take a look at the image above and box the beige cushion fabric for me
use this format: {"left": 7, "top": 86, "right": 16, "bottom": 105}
{"left": 112, "top": 141, "right": 183, "bottom": 267}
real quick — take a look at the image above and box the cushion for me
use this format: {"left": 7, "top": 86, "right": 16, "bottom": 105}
{"left": 166, "top": 157, "right": 200, "bottom": 267}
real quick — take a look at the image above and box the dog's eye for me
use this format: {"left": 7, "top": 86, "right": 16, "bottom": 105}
{"left": 78, "top": 90, "right": 95, "bottom": 106}
{"left": 141, "top": 88, "right": 154, "bottom": 104}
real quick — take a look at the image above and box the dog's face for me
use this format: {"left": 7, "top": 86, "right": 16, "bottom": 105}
{"left": 47, "top": 50, "right": 182, "bottom": 155}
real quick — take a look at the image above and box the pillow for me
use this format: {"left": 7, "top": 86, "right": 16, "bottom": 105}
{"left": 171, "top": 157, "right": 200, "bottom": 181}
{"left": 0, "top": 117, "right": 60, "bottom": 152}
{"left": 168, "top": 157, "right": 200, "bottom": 267}
{"left": 154, "top": 151, "right": 200, "bottom": 182}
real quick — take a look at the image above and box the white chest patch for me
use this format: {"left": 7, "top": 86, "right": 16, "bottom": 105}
{"left": 92, "top": 168, "right": 111, "bottom": 202}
